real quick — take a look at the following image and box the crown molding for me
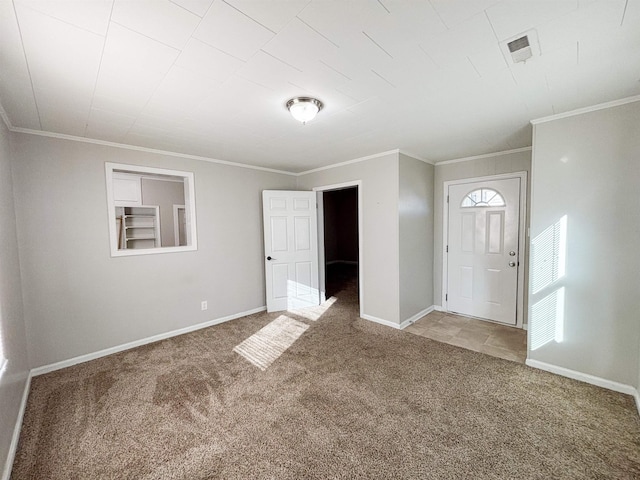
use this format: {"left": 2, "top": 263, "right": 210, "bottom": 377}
{"left": 296, "top": 149, "right": 402, "bottom": 176}
{"left": 434, "top": 146, "right": 532, "bottom": 166}
{"left": 6, "top": 122, "right": 432, "bottom": 177}
{"left": 4, "top": 116, "right": 426, "bottom": 177}
{"left": 0, "top": 98, "right": 298, "bottom": 175}
{"left": 0, "top": 102, "right": 12, "bottom": 131}
{"left": 398, "top": 149, "right": 434, "bottom": 165}
{"left": 530, "top": 94, "right": 640, "bottom": 125}
{"left": 9, "top": 127, "right": 297, "bottom": 176}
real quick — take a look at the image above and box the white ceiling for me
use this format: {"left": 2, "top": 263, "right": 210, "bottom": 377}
{"left": 0, "top": 0, "right": 639, "bottom": 172}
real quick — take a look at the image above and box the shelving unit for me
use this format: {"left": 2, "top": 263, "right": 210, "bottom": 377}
{"left": 115, "top": 205, "right": 161, "bottom": 250}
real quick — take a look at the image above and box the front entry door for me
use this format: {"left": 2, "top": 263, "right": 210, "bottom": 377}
{"left": 447, "top": 177, "right": 521, "bottom": 325}
{"left": 262, "top": 191, "right": 320, "bottom": 312}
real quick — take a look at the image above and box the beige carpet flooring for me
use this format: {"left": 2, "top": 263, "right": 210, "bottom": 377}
{"left": 12, "top": 270, "right": 640, "bottom": 479}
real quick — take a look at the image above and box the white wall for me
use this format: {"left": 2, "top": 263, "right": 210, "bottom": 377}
{"left": 529, "top": 100, "right": 640, "bottom": 387}
{"left": 433, "top": 150, "right": 532, "bottom": 316}
{"left": 0, "top": 123, "right": 29, "bottom": 475}
{"left": 399, "top": 154, "right": 434, "bottom": 322}
{"left": 10, "top": 133, "right": 296, "bottom": 368}
{"left": 297, "top": 153, "right": 401, "bottom": 324}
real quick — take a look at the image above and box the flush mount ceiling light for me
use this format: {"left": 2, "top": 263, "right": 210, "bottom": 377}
{"left": 286, "top": 97, "right": 323, "bottom": 124}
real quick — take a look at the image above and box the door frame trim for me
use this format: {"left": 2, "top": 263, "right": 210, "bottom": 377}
{"left": 442, "top": 172, "right": 528, "bottom": 328}
{"left": 173, "top": 204, "right": 185, "bottom": 246}
{"left": 312, "top": 181, "right": 364, "bottom": 319}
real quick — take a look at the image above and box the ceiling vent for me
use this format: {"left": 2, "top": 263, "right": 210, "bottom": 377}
{"left": 500, "top": 29, "right": 539, "bottom": 65}
{"left": 508, "top": 36, "right": 532, "bottom": 63}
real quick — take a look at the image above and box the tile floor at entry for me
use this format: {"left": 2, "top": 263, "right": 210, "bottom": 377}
{"left": 406, "top": 311, "right": 527, "bottom": 363}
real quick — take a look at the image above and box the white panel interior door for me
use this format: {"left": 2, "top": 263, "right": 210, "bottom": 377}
{"left": 263, "top": 191, "right": 319, "bottom": 312}
{"left": 447, "top": 178, "right": 521, "bottom": 325}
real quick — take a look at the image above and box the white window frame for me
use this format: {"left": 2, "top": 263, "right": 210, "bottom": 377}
{"left": 105, "top": 162, "right": 198, "bottom": 257}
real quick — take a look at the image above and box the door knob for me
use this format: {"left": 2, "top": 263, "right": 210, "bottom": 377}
{"left": 508, "top": 261, "right": 516, "bottom": 267}
{"left": 509, "top": 251, "right": 516, "bottom": 256}
{"left": 266, "top": 256, "right": 274, "bottom": 261}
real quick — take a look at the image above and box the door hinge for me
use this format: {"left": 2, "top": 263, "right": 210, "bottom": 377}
{"left": 446, "top": 245, "right": 448, "bottom": 253}
{"left": 445, "top": 294, "right": 448, "bottom": 301}
{"left": 447, "top": 195, "right": 449, "bottom": 203}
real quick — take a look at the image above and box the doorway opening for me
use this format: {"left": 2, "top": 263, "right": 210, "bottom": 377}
{"left": 173, "top": 205, "right": 187, "bottom": 246}
{"left": 322, "top": 187, "right": 359, "bottom": 298}
{"left": 314, "top": 182, "right": 363, "bottom": 317}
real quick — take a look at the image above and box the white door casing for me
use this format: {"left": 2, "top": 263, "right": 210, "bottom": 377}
{"left": 446, "top": 177, "right": 521, "bottom": 325}
{"left": 173, "top": 204, "right": 186, "bottom": 246}
{"left": 263, "top": 190, "right": 320, "bottom": 312}
{"left": 312, "top": 181, "right": 364, "bottom": 318}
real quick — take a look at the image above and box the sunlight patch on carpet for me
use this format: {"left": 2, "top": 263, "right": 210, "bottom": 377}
{"left": 233, "top": 315, "right": 309, "bottom": 370}
{"left": 288, "top": 296, "right": 337, "bottom": 321}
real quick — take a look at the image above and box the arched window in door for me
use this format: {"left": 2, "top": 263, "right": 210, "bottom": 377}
{"left": 461, "top": 188, "right": 505, "bottom": 207}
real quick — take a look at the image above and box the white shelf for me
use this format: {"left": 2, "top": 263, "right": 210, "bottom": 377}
{"left": 116, "top": 205, "right": 160, "bottom": 250}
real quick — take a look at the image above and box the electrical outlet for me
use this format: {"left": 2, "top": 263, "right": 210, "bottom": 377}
{"left": 201, "top": 301, "right": 208, "bottom": 311}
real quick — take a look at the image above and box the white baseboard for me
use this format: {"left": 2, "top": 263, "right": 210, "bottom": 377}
{"left": 400, "top": 306, "right": 435, "bottom": 329}
{"left": 325, "top": 260, "right": 358, "bottom": 266}
{"left": 2, "top": 372, "right": 32, "bottom": 480}
{"left": 360, "top": 313, "right": 403, "bottom": 330}
{"left": 433, "top": 305, "right": 446, "bottom": 312}
{"left": 31, "top": 306, "right": 267, "bottom": 376}
{"left": 525, "top": 359, "right": 639, "bottom": 405}
{"left": 527, "top": 360, "right": 640, "bottom": 417}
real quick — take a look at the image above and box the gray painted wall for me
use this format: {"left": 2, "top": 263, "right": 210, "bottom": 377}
{"left": 399, "top": 154, "right": 434, "bottom": 322}
{"left": 297, "top": 153, "right": 400, "bottom": 324}
{"left": 323, "top": 188, "right": 358, "bottom": 264}
{"left": 530, "top": 101, "right": 640, "bottom": 386}
{"left": 0, "top": 123, "right": 29, "bottom": 475}
{"left": 10, "top": 133, "right": 296, "bottom": 368}
{"left": 141, "top": 178, "right": 185, "bottom": 248}
{"left": 433, "top": 151, "right": 532, "bottom": 323}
